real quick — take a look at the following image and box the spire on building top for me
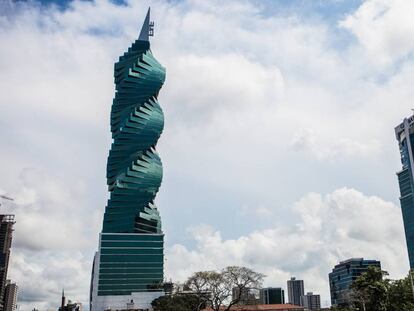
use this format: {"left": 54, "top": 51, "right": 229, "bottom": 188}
{"left": 138, "top": 7, "right": 154, "bottom": 41}
{"left": 61, "top": 288, "right": 66, "bottom": 308}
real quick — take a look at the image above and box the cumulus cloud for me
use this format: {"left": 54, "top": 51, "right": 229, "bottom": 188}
{"left": 290, "top": 128, "right": 381, "bottom": 160}
{"left": 166, "top": 188, "right": 408, "bottom": 306}
{"left": 1, "top": 168, "right": 99, "bottom": 310}
{"left": 340, "top": 0, "right": 414, "bottom": 67}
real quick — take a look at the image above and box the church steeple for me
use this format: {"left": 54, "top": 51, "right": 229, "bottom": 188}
{"left": 61, "top": 288, "right": 65, "bottom": 309}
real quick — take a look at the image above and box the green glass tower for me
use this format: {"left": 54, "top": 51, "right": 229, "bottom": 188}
{"left": 396, "top": 115, "right": 414, "bottom": 270}
{"left": 90, "top": 8, "right": 166, "bottom": 311}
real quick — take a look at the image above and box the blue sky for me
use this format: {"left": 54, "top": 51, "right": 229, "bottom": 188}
{"left": 32, "top": 0, "right": 363, "bottom": 17}
{"left": 2, "top": 0, "right": 414, "bottom": 309}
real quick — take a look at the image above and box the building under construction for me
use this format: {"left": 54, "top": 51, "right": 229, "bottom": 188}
{"left": 0, "top": 215, "right": 15, "bottom": 311}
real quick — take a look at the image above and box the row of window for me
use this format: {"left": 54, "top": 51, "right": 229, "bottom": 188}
{"left": 100, "top": 254, "right": 163, "bottom": 263}
{"left": 101, "top": 248, "right": 163, "bottom": 255}
{"left": 101, "top": 234, "right": 163, "bottom": 241}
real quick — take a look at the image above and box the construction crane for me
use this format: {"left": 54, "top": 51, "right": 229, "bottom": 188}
{"left": 0, "top": 194, "right": 13, "bottom": 207}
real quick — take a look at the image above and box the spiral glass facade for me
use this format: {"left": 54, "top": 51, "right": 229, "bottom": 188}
{"left": 90, "top": 9, "right": 166, "bottom": 310}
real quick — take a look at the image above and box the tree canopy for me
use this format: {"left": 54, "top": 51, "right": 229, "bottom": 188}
{"left": 338, "top": 266, "right": 414, "bottom": 311}
{"left": 185, "top": 266, "right": 264, "bottom": 311}
{"left": 151, "top": 293, "right": 205, "bottom": 311}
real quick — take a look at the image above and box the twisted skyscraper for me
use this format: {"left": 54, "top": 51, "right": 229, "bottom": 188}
{"left": 90, "top": 9, "right": 166, "bottom": 311}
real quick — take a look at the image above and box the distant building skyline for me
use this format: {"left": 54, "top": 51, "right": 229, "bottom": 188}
{"left": 287, "top": 277, "right": 304, "bottom": 306}
{"left": 203, "top": 304, "right": 304, "bottom": 311}
{"left": 59, "top": 289, "right": 82, "bottom": 311}
{"left": 395, "top": 115, "right": 414, "bottom": 269}
{"left": 260, "top": 288, "right": 285, "bottom": 305}
{"left": 232, "top": 287, "right": 257, "bottom": 305}
{"left": 328, "top": 258, "right": 381, "bottom": 307}
{"left": 301, "top": 292, "right": 320, "bottom": 311}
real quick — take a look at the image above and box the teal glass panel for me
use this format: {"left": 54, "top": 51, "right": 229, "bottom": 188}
{"left": 101, "top": 271, "right": 163, "bottom": 281}
{"left": 99, "top": 278, "right": 163, "bottom": 285}
{"left": 100, "top": 254, "right": 163, "bottom": 262}
{"left": 100, "top": 248, "right": 163, "bottom": 255}
{"left": 98, "top": 284, "right": 161, "bottom": 291}
{"left": 99, "top": 268, "right": 161, "bottom": 274}
{"left": 102, "top": 38, "right": 165, "bottom": 235}
{"left": 101, "top": 234, "right": 163, "bottom": 241}
{"left": 101, "top": 241, "right": 162, "bottom": 248}
{"left": 99, "top": 262, "right": 162, "bottom": 268}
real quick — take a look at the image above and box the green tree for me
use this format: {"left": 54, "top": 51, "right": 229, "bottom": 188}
{"left": 185, "top": 266, "right": 264, "bottom": 311}
{"left": 387, "top": 275, "right": 414, "bottom": 311}
{"left": 151, "top": 294, "right": 205, "bottom": 311}
{"left": 350, "top": 266, "right": 389, "bottom": 311}
{"left": 332, "top": 268, "right": 414, "bottom": 311}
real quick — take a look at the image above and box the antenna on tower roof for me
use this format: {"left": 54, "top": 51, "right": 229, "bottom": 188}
{"left": 138, "top": 7, "right": 154, "bottom": 41}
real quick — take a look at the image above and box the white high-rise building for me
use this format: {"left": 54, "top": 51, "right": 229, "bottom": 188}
{"left": 287, "top": 277, "right": 304, "bottom": 306}
{"left": 4, "top": 281, "right": 18, "bottom": 311}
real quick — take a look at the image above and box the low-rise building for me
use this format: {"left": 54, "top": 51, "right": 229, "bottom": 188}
{"left": 301, "top": 292, "right": 320, "bottom": 310}
{"left": 260, "top": 288, "right": 285, "bottom": 304}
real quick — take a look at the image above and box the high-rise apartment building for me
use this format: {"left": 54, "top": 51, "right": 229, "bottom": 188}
{"left": 0, "top": 215, "right": 15, "bottom": 311}
{"left": 90, "top": 8, "right": 166, "bottom": 311}
{"left": 301, "top": 292, "right": 320, "bottom": 310}
{"left": 3, "top": 281, "right": 17, "bottom": 311}
{"left": 329, "top": 258, "right": 380, "bottom": 307}
{"left": 259, "top": 287, "right": 285, "bottom": 304}
{"left": 287, "top": 277, "right": 304, "bottom": 306}
{"left": 395, "top": 115, "right": 414, "bottom": 269}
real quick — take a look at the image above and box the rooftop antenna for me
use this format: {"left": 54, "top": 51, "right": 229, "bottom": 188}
{"left": 138, "top": 7, "right": 154, "bottom": 41}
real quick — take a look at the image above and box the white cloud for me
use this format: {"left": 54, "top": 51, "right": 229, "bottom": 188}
{"left": 1, "top": 168, "right": 99, "bottom": 310}
{"left": 340, "top": 0, "right": 414, "bottom": 67}
{"left": 166, "top": 188, "right": 408, "bottom": 307}
{"left": 290, "top": 128, "right": 381, "bottom": 160}
{"left": 10, "top": 250, "right": 91, "bottom": 310}
{"left": 0, "top": 0, "right": 413, "bottom": 309}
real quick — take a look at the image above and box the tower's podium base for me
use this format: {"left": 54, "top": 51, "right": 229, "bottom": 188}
{"left": 90, "top": 233, "right": 165, "bottom": 311}
{"left": 91, "top": 291, "right": 164, "bottom": 311}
